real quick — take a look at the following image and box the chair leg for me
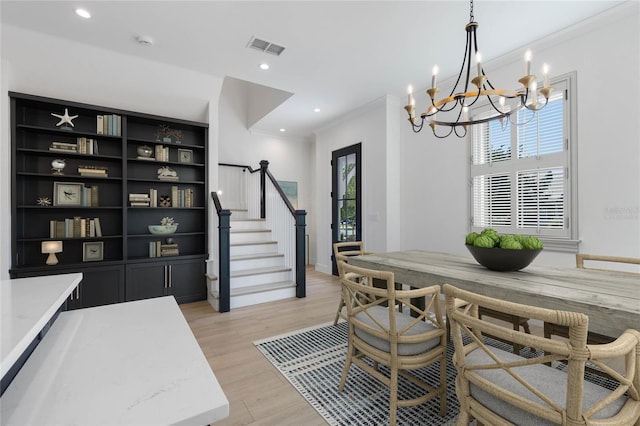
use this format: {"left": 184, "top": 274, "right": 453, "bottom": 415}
{"left": 338, "top": 340, "right": 354, "bottom": 392}
{"left": 333, "top": 297, "right": 345, "bottom": 326}
{"left": 389, "top": 368, "right": 398, "bottom": 426}
{"left": 439, "top": 355, "right": 447, "bottom": 416}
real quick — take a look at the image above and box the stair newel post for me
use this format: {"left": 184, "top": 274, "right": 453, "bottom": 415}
{"left": 295, "top": 210, "right": 307, "bottom": 298}
{"left": 259, "top": 160, "right": 269, "bottom": 219}
{"left": 218, "top": 209, "right": 232, "bottom": 312}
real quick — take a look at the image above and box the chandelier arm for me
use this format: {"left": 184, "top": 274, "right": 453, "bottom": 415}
{"left": 465, "top": 89, "right": 483, "bottom": 108}
{"left": 431, "top": 125, "right": 454, "bottom": 139}
{"left": 463, "top": 30, "right": 474, "bottom": 94}
{"left": 507, "top": 108, "right": 537, "bottom": 126}
{"left": 409, "top": 116, "right": 425, "bottom": 132}
{"left": 428, "top": 98, "right": 459, "bottom": 114}
{"left": 523, "top": 96, "right": 550, "bottom": 111}
{"left": 453, "top": 125, "right": 468, "bottom": 138}
{"left": 447, "top": 27, "right": 473, "bottom": 99}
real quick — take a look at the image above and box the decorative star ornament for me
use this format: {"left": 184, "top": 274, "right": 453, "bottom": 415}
{"left": 51, "top": 108, "right": 78, "bottom": 128}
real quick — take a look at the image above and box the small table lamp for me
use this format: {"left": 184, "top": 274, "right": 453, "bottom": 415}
{"left": 41, "top": 241, "right": 63, "bottom": 265}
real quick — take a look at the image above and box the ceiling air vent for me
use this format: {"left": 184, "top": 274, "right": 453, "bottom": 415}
{"left": 247, "top": 36, "right": 286, "bottom": 56}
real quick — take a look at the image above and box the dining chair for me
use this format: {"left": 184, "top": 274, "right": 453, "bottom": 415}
{"left": 338, "top": 262, "right": 447, "bottom": 425}
{"left": 477, "top": 308, "right": 532, "bottom": 354}
{"left": 332, "top": 241, "right": 371, "bottom": 325}
{"left": 544, "top": 254, "right": 640, "bottom": 346}
{"left": 444, "top": 283, "right": 640, "bottom": 426}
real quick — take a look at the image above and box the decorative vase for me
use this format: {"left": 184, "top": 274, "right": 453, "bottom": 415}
{"left": 137, "top": 145, "right": 153, "bottom": 158}
{"left": 51, "top": 158, "right": 66, "bottom": 175}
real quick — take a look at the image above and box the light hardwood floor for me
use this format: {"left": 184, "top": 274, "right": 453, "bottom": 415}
{"left": 180, "top": 266, "right": 342, "bottom": 425}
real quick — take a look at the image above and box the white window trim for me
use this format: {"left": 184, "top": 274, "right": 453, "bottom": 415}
{"left": 467, "top": 71, "right": 579, "bottom": 252}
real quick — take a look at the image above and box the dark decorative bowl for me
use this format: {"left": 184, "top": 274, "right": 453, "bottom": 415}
{"left": 466, "top": 245, "right": 542, "bottom": 271}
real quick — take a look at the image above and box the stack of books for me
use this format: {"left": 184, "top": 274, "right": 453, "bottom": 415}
{"left": 50, "top": 217, "right": 103, "bottom": 238}
{"left": 171, "top": 186, "right": 194, "bottom": 207}
{"left": 82, "top": 185, "right": 99, "bottom": 207}
{"left": 76, "top": 137, "right": 99, "bottom": 155}
{"left": 129, "top": 193, "right": 151, "bottom": 207}
{"left": 96, "top": 114, "right": 122, "bottom": 136}
{"left": 78, "top": 165, "right": 108, "bottom": 177}
{"left": 155, "top": 145, "right": 169, "bottom": 162}
{"left": 49, "top": 141, "right": 77, "bottom": 153}
{"left": 149, "top": 241, "right": 180, "bottom": 258}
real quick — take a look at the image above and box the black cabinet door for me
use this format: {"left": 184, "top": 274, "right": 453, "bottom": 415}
{"left": 125, "top": 262, "right": 168, "bottom": 301}
{"left": 168, "top": 258, "right": 206, "bottom": 304}
{"left": 78, "top": 266, "right": 125, "bottom": 309}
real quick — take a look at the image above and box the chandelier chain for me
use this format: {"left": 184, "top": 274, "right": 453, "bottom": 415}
{"left": 469, "top": 0, "right": 474, "bottom": 22}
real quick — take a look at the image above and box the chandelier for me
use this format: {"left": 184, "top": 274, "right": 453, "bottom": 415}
{"left": 404, "top": 0, "right": 553, "bottom": 138}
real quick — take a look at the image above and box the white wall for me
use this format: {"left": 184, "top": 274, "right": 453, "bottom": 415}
{"left": 398, "top": 3, "right": 639, "bottom": 267}
{"left": 314, "top": 96, "right": 390, "bottom": 274}
{"left": 0, "top": 25, "right": 223, "bottom": 279}
{"left": 218, "top": 77, "right": 316, "bottom": 262}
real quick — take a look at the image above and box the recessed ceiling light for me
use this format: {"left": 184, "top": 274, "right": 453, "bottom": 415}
{"left": 259, "top": 63, "right": 270, "bottom": 70}
{"left": 75, "top": 8, "right": 91, "bottom": 19}
{"left": 279, "top": 128, "right": 286, "bottom": 132}
{"left": 314, "top": 108, "right": 321, "bottom": 113}
{"left": 136, "top": 35, "right": 154, "bottom": 47}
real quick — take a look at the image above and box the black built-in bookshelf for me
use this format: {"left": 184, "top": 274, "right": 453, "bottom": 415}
{"left": 10, "top": 92, "right": 208, "bottom": 308}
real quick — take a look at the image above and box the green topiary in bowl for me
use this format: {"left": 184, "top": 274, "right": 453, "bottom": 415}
{"left": 465, "top": 228, "right": 543, "bottom": 271}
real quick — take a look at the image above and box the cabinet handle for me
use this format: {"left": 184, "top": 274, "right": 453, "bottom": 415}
{"left": 168, "top": 264, "right": 172, "bottom": 288}
{"left": 164, "top": 265, "right": 168, "bottom": 289}
{"left": 76, "top": 286, "right": 80, "bottom": 300}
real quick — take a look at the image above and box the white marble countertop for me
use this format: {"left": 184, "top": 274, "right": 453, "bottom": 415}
{"left": 1, "top": 273, "right": 81, "bottom": 379}
{"left": 1, "top": 296, "right": 229, "bottom": 425}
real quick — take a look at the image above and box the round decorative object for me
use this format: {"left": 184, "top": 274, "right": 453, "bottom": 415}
{"left": 148, "top": 224, "right": 178, "bottom": 235}
{"left": 51, "top": 158, "right": 66, "bottom": 175}
{"left": 137, "top": 145, "right": 153, "bottom": 158}
{"left": 165, "top": 237, "right": 174, "bottom": 244}
{"left": 466, "top": 245, "right": 542, "bottom": 272}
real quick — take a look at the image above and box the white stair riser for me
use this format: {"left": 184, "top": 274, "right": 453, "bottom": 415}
{"left": 230, "top": 242, "right": 278, "bottom": 256}
{"left": 230, "top": 231, "right": 272, "bottom": 243}
{"left": 229, "top": 287, "right": 297, "bottom": 309}
{"left": 231, "top": 270, "right": 292, "bottom": 288}
{"left": 230, "top": 256, "right": 284, "bottom": 271}
{"left": 230, "top": 220, "right": 267, "bottom": 231}
{"left": 230, "top": 211, "right": 249, "bottom": 220}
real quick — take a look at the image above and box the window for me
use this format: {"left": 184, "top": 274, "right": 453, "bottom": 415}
{"left": 469, "top": 73, "right": 578, "bottom": 251}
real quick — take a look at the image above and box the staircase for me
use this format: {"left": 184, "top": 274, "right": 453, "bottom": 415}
{"left": 208, "top": 210, "right": 297, "bottom": 310}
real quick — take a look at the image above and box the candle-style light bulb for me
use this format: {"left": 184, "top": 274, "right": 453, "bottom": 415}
{"left": 525, "top": 50, "right": 532, "bottom": 76}
{"left": 431, "top": 65, "right": 439, "bottom": 88}
{"left": 530, "top": 80, "right": 538, "bottom": 107}
{"left": 407, "top": 85, "right": 413, "bottom": 105}
{"left": 476, "top": 52, "right": 482, "bottom": 77}
{"left": 499, "top": 96, "right": 505, "bottom": 113}
{"left": 543, "top": 63, "right": 550, "bottom": 88}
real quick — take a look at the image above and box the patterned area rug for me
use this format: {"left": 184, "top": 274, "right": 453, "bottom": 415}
{"left": 254, "top": 321, "right": 619, "bottom": 426}
{"left": 254, "top": 321, "right": 458, "bottom": 425}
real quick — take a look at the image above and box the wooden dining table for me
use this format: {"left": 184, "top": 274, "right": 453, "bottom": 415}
{"left": 347, "top": 250, "right": 640, "bottom": 338}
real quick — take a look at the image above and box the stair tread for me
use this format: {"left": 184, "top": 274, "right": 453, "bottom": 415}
{"left": 231, "top": 240, "right": 277, "bottom": 246}
{"left": 231, "top": 253, "right": 283, "bottom": 261}
{"left": 212, "top": 281, "right": 296, "bottom": 297}
{"left": 230, "top": 229, "right": 271, "bottom": 233}
{"left": 230, "top": 219, "right": 265, "bottom": 222}
{"left": 231, "top": 266, "right": 291, "bottom": 277}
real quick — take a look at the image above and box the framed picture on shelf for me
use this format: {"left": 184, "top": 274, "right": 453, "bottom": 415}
{"left": 53, "top": 182, "right": 84, "bottom": 206}
{"left": 83, "top": 241, "right": 104, "bottom": 262}
{"left": 178, "top": 148, "right": 193, "bottom": 163}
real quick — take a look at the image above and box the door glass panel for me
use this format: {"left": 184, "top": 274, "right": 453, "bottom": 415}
{"left": 332, "top": 144, "right": 361, "bottom": 275}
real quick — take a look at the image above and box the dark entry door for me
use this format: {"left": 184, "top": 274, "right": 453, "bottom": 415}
{"left": 331, "top": 143, "right": 362, "bottom": 275}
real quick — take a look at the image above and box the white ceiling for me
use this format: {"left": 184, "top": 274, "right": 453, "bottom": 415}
{"left": 1, "top": 1, "right": 626, "bottom": 139}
